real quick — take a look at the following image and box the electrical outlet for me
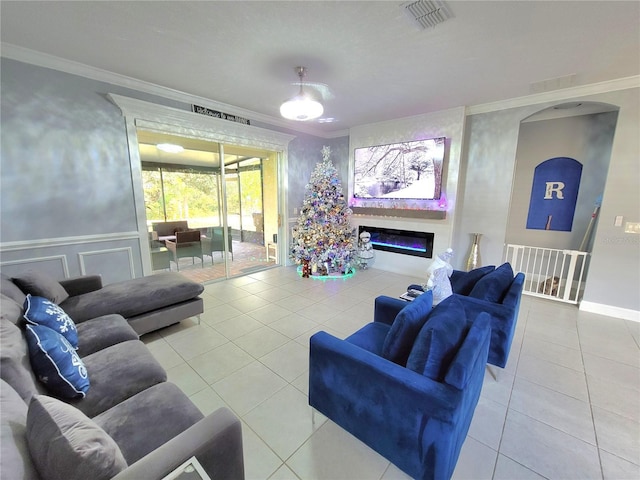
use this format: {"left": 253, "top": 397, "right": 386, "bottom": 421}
{"left": 614, "top": 215, "right": 623, "bottom": 227}
{"left": 293, "top": 207, "right": 298, "bottom": 215}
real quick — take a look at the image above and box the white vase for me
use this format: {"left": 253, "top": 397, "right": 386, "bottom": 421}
{"left": 465, "top": 233, "right": 482, "bottom": 271}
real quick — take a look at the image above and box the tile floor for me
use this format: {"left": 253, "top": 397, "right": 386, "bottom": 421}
{"left": 142, "top": 266, "right": 640, "bottom": 480}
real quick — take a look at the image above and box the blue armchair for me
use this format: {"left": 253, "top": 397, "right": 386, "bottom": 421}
{"left": 309, "top": 293, "right": 491, "bottom": 480}
{"left": 409, "top": 263, "right": 525, "bottom": 368}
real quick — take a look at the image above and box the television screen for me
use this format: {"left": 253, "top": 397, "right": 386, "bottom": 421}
{"left": 353, "top": 137, "right": 445, "bottom": 200}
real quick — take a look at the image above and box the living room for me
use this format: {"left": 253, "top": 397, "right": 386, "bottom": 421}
{"left": 1, "top": 1, "right": 639, "bottom": 479}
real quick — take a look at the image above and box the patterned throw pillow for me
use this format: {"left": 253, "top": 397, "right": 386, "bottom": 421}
{"left": 23, "top": 295, "right": 78, "bottom": 349}
{"left": 24, "top": 324, "right": 90, "bottom": 399}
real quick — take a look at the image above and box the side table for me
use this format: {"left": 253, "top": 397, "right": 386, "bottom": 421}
{"left": 161, "top": 456, "right": 211, "bottom": 480}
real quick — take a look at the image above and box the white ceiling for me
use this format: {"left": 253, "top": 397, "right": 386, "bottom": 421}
{"left": 1, "top": 1, "right": 639, "bottom": 135}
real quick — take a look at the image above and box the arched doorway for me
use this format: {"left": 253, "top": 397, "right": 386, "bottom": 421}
{"left": 505, "top": 102, "right": 619, "bottom": 303}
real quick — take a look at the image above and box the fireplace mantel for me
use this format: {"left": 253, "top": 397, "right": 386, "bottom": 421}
{"left": 351, "top": 207, "right": 446, "bottom": 220}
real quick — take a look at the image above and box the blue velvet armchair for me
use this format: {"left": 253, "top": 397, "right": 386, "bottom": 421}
{"left": 309, "top": 292, "right": 491, "bottom": 480}
{"left": 410, "top": 263, "right": 525, "bottom": 368}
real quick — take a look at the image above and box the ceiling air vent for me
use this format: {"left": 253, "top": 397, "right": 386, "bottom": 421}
{"left": 402, "top": 0, "right": 453, "bottom": 29}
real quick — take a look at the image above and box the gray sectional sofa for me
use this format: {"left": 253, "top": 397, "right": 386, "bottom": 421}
{"left": 0, "top": 286, "right": 244, "bottom": 479}
{"left": 3, "top": 271, "right": 205, "bottom": 335}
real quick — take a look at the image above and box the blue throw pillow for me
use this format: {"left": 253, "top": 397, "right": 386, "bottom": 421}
{"left": 24, "top": 324, "right": 90, "bottom": 399}
{"left": 450, "top": 265, "right": 495, "bottom": 296}
{"left": 23, "top": 295, "right": 78, "bottom": 349}
{"left": 468, "top": 262, "right": 514, "bottom": 303}
{"left": 406, "top": 296, "right": 468, "bottom": 382}
{"left": 381, "top": 290, "right": 433, "bottom": 366}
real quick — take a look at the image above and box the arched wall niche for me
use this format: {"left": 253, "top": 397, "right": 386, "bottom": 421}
{"left": 506, "top": 100, "right": 620, "bottom": 255}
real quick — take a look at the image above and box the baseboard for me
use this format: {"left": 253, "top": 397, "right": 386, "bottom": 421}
{"left": 579, "top": 301, "right": 640, "bottom": 322}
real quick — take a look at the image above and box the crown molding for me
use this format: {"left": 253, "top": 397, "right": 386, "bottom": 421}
{"left": 467, "top": 76, "right": 640, "bottom": 115}
{"left": 1, "top": 43, "right": 349, "bottom": 139}
{"left": 4, "top": 43, "right": 634, "bottom": 136}
{"left": 108, "top": 94, "right": 296, "bottom": 151}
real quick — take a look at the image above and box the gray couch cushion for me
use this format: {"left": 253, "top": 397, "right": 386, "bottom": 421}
{"left": 27, "top": 395, "right": 127, "bottom": 480}
{"left": 76, "top": 315, "right": 139, "bottom": 358}
{"left": 0, "top": 319, "right": 43, "bottom": 402}
{"left": 12, "top": 271, "right": 69, "bottom": 305}
{"left": 60, "top": 273, "right": 204, "bottom": 323}
{"left": 69, "top": 340, "right": 167, "bottom": 418}
{"left": 1, "top": 379, "right": 40, "bottom": 480}
{"left": 1, "top": 274, "right": 26, "bottom": 306}
{"left": 95, "top": 382, "right": 203, "bottom": 465}
{"left": 1, "top": 293, "right": 24, "bottom": 326}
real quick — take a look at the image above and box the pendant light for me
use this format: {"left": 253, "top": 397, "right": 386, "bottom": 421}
{"left": 280, "top": 67, "right": 324, "bottom": 121}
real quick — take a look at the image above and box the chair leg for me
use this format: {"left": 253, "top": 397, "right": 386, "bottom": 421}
{"left": 487, "top": 364, "right": 500, "bottom": 382}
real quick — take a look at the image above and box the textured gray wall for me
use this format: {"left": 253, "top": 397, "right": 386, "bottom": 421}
{"left": 1, "top": 58, "right": 638, "bottom": 312}
{"left": 0, "top": 58, "right": 327, "bottom": 281}
{"left": 459, "top": 90, "right": 639, "bottom": 312}
{"left": 1, "top": 59, "right": 136, "bottom": 240}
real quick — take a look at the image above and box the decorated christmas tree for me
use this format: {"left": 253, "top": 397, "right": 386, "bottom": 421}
{"left": 291, "top": 146, "right": 356, "bottom": 276}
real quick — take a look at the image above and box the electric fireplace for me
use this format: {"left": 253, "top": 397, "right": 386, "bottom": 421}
{"left": 358, "top": 226, "right": 434, "bottom": 258}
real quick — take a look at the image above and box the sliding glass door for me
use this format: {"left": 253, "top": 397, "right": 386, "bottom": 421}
{"left": 137, "top": 130, "right": 279, "bottom": 282}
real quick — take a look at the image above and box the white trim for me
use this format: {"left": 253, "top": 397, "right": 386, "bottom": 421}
{"left": 0, "top": 232, "right": 140, "bottom": 252}
{"left": 0, "top": 255, "right": 70, "bottom": 278}
{"left": 108, "top": 94, "right": 295, "bottom": 277}
{"left": 580, "top": 301, "right": 640, "bottom": 322}
{"left": 78, "top": 247, "right": 135, "bottom": 279}
{"left": 467, "top": 76, "right": 640, "bottom": 115}
{"left": 108, "top": 94, "right": 296, "bottom": 150}
{"left": 0, "top": 43, "right": 349, "bottom": 138}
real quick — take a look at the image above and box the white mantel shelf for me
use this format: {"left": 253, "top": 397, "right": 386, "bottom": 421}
{"left": 351, "top": 207, "right": 446, "bottom": 220}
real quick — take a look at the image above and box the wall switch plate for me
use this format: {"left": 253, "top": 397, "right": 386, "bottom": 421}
{"left": 614, "top": 215, "right": 623, "bottom": 227}
{"left": 624, "top": 222, "right": 640, "bottom": 234}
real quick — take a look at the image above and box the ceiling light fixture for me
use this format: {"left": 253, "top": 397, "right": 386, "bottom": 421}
{"left": 280, "top": 67, "right": 324, "bottom": 121}
{"left": 156, "top": 143, "right": 184, "bottom": 153}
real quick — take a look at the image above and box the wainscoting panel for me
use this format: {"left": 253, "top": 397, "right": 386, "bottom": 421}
{"left": 78, "top": 247, "right": 136, "bottom": 283}
{"left": 0, "top": 255, "right": 69, "bottom": 279}
{"left": 0, "top": 232, "right": 142, "bottom": 284}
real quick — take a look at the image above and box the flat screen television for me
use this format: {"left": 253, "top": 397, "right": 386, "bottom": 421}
{"left": 353, "top": 137, "right": 445, "bottom": 200}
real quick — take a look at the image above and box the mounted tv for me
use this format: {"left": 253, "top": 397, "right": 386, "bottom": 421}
{"left": 353, "top": 137, "right": 445, "bottom": 200}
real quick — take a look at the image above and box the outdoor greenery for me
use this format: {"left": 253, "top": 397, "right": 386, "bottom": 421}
{"left": 142, "top": 163, "right": 262, "bottom": 230}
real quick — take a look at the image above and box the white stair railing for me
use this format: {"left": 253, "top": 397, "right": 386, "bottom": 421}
{"left": 505, "top": 244, "right": 589, "bottom": 304}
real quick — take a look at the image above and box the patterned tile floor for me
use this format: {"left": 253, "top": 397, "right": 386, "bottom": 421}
{"left": 143, "top": 266, "right": 640, "bottom": 479}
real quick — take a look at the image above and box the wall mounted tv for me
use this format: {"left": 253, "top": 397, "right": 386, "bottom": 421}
{"left": 353, "top": 137, "right": 445, "bottom": 200}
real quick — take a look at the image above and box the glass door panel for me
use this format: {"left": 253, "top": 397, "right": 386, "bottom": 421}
{"left": 137, "top": 129, "right": 279, "bottom": 282}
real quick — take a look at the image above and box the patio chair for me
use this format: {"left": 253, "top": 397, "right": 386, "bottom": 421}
{"left": 201, "top": 227, "right": 234, "bottom": 264}
{"left": 165, "top": 230, "right": 203, "bottom": 271}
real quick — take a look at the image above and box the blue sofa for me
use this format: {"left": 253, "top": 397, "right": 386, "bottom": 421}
{"left": 309, "top": 292, "right": 491, "bottom": 480}
{"left": 410, "top": 263, "right": 525, "bottom": 368}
